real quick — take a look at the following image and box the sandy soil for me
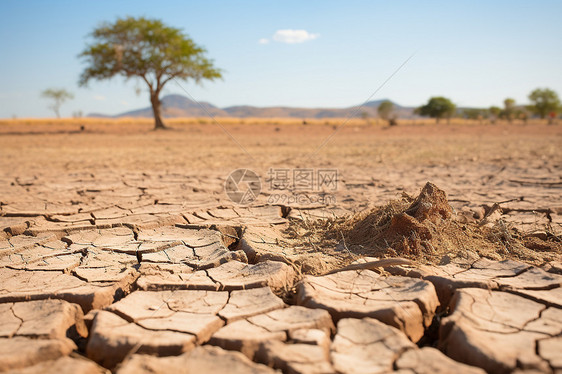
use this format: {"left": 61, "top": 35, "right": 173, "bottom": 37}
{"left": 1, "top": 119, "right": 562, "bottom": 373}
{"left": 1, "top": 119, "right": 560, "bottom": 228}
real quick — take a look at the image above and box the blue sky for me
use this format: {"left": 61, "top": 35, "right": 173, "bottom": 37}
{"left": 1, "top": 0, "right": 561, "bottom": 117}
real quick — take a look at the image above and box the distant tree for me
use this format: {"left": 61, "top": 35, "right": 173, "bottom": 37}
{"left": 462, "top": 108, "right": 487, "bottom": 124}
{"left": 415, "top": 97, "right": 456, "bottom": 124}
{"left": 489, "top": 106, "right": 501, "bottom": 124}
{"left": 502, "top": 98, "right": 516, "bottom": 122}
{"left": 41, "top": 88, "right": 74, "bottom": 118}
{"left": 489, "top": 106, "right": 501, "bottom": 116}
{"left": 462, "top": 108, "right": 481, "bottom": 120}
{"left": 78, "top": 17, "right": 222, "bottom": 130}
{"left": 377, "top": 100, "right": 396, "bottom": 126}
{"left": 527, "top": 88, "right": 560, "bottom": 121}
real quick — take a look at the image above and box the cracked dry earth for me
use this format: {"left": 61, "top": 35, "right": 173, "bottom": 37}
{"left": 1, "top": 122, "right": 562, "bottom": 373}
{"left": 1, "top": 176, "right": 561, "bottom": 374}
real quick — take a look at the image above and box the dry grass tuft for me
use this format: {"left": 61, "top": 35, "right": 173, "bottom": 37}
{"left": 287, "top": 182, "right": 561, "bottom": 267}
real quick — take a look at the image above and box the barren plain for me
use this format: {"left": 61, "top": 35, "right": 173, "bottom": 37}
{"left": 0, "top": 119, "right": 561, "bottom": 373}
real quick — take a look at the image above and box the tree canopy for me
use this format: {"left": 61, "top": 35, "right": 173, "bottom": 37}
{"left": 415, "top": 97, "right": 456, "bottom": 123}
{"left": 79, "top": 16, "right": 222, "bottom": 129}
{"left": 41, "top": 88, "right": 73, "bottom": 118}
{"left": 462, "top": 108, "right": 482, "bottom": 120}
{"left": 489, "top": 106, "right": 501, "bottom": 117}
{"left": 502, "top": 98, "right": 516, "bottom": 122}
{"left": 377, "top": 101, "right": 394, "bottom": 120}
{"left": 527, "top": 88, "right": 560, "bottom": 119}
{"left": 377, "top": 100, "right": 396, "bottom": 126}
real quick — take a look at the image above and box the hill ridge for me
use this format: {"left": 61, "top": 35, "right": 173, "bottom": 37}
{"left": 88, "top": 95, "right": 415, "bottom": 119}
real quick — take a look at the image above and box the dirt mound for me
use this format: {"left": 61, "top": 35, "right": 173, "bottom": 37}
{"left": 342, "top": 183, "right": 453, "bottom": 258}
{"left": 289, "top": 182, "right": 561, "bottom": 267}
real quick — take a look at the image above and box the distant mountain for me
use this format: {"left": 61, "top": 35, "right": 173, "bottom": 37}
{"left": 362, "top": 99, "right": 414, "bottom": 119}
{"left": 362, "top": 99, "right": 402, "bottom": 108}
{"left": 222, "top": 106, "right": 353, "bottom": 118}
{"left": 88, "top": 94, "right": 417, "bottom": 119}
{"left": 117, "top": 94, "right": 228, "bottom": 118}
{"left": 85, "top": 113, "right": 113, "bottom": 118}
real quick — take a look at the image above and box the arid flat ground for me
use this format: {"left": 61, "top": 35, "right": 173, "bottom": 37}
{"left": 1, "top": 119, "right": 561, "bottom": 229}
{"left": 1, "top": 119, "right": 561, "bottom": 373}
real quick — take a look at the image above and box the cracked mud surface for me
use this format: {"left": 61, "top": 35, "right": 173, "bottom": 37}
{"left": 1, "top": 122, "right": 561, "bottom": 373}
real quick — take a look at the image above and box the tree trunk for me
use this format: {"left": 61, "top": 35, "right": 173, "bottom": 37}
{"left": 150, "top": 92, "right": 166, "bottom": 130}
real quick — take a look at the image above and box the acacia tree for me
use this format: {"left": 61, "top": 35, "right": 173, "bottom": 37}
{"left": 79, "top": 17, "right": 222, "bottom": 130}
{"left": 377, "top": 100, "right": 396, "bottom": 126}
{"left": 415, "top": 96, "right": 456, "bottom": 124}
{"left": 503, "top": 98, "right": 516, "bottom": 122}
{"left": 528, "top": 88, "right": 560, "bottom": 120}
{"left": 41, "top": 88, "right": 73, "bottom": 118}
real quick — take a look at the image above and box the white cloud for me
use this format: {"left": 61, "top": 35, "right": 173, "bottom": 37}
{"left": 258, "top": 38, "right": 270, "bottom": 45}
{"left": 272, "top": 29, "right": 320, "bottom": 44}
{"left": 93, "top": 95, "right": 106, "bottom": 101}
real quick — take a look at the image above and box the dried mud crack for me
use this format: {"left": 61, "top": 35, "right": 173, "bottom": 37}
{"left": 1, "top": 176, "right": 561, "bottom": 373}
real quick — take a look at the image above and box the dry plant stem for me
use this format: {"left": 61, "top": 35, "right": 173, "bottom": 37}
{"left": 323, "top": 258, "right": 413, "bottom": 275}
{"left": 479, "top": 203, "right": 501, "bottom": 226}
